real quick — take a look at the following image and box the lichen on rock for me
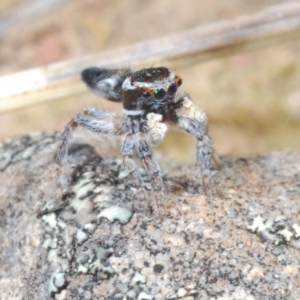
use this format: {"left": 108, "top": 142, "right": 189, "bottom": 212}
{"left": 1, "top": 131, "right": 300, "bottom": 299}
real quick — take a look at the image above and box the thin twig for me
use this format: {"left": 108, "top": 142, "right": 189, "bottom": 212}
{"left": 1, "top": 2, "right": 300, "bottom": 113}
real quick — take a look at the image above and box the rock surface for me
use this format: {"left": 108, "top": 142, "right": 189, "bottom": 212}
{"left": 0, "top": 131, "right": 300, "bottom": 300}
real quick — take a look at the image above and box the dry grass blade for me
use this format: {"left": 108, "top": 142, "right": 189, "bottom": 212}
{"left": 0, "top": 2, "right": 300, "bottom": 113}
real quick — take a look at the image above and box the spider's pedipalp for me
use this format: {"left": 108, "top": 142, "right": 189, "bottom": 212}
{"left": 146, "top": 113, "right": 168, "bottom": 147}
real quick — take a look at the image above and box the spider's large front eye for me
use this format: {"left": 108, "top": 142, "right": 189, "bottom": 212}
{"left": 143, "top": 91, "right": 151, "bottom": 99}
{"left": 154, "top": 88, "right": 166, "bottom": 100}
{"left": 168, "top": 83, "right": 177, "bottom": 95}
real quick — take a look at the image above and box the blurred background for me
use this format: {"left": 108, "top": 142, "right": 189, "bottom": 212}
{"left": 1, "top": 0, "right": 300, "bottom": 162}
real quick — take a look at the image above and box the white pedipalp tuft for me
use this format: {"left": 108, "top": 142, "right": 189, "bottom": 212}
{"left": 146, "top": 113, "right": 168, "bottom": 146}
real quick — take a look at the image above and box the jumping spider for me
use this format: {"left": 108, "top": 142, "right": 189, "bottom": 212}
{"left": 56, "top": 66, "right": 221, "bottom": 213}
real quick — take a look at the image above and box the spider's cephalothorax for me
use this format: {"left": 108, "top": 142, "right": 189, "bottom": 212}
{"left": 121, "top": 67, "right": 182, "bottom": 122}
{"left": 57, "top": 66, "right": 221, "bottom": 215}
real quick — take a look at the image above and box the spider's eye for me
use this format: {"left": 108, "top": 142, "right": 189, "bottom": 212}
{"left": 143, "top": 91, "right": 151, "bottom": 98}
{"left": 154, "top": 89, "right": 166, "bottom": 100}
{"left": 168, "top": 83, "right": 177, "bottom": 95}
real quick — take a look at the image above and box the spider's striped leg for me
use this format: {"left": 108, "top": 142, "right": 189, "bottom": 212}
{"left": 56, "top": 108, "right": 126, "bottom": 199}
{"left": 136, "top": 136, "right": 165, "bottom": 214}
{"left": 121, "top": 134, "right": 147, "bottom": 209}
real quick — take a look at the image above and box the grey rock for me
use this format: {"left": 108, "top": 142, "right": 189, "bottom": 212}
{"left": 1, "top": 131, "right": 300, "bottom": 299}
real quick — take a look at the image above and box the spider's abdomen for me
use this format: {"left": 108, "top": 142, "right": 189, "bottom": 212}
{"left": 81, "top": 67, "right": 134, "bottom": 102}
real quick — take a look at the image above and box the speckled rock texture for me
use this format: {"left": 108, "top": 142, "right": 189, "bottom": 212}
{"left": 1, "top": 131, "right": 300, "bottom": 300}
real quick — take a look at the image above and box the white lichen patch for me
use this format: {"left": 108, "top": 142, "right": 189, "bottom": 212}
{"left": 246, "top": 215, "right": 272, "bottom": 233}
{"left": 0, "top": 152, "right": 13, "bottom": 170}
{"left": 42, "top": 213, "right": 57, "bottom": 229}
{"left": 49, "top": 268, "right": 66, "bottom": 294}
{"left": 42, "top": 238, "right": 52, "bottom": 249}
{"left": 41, "top": 165, "right": 133, "bottom": 296}
{"left": 76, "top": 229, "right": 88, "bottom": 245}
{"left": 73, "top": 181, "right": 95, "bottom": 200}
{"left": 97, "top": 205, "right": 132, "bottom": 224}
{"left": 138, "top": 291, "right": 154, "bottom": 300}
{"left": 89, "top": 258, "right": 115, "bottom": 275}
{"left": 177, "top": 288, "right": 188, "bottom": 298}
{"left": 132, "top": 272, "right": 147, "bottom": 284}
{"left": 277, "top": 228, "right": 293, "bottom": 242}
{"left": 166, "top": 294, "right": 177, "bottom": 300}
{"left": 292, "top": 223, "right": 300, "bottom": 238}
{"left": 48, "top": 237, "right": 58, "bottom": 249}
{"left": 83, "top": 222, "right": 97, "bottom": 234}
{"left": 54, "top": 273, "right": 66, "bottom": 288}
{"left": 77, "top": 264, "right": 88, "bottom": 274}
{"left": 92, "top": 186, "right": 115, "bottom": 207}
{"left": 21, "top": 145, "right": 37, "bottom": 159}
{"left": 69, "top": 193, "right": 93, "bottom": 214}
{"left": 246, "top": 214, "right": 300, "bottom": 244}
{"left": 118, "top": 170, "right": 130, "bottom": 179}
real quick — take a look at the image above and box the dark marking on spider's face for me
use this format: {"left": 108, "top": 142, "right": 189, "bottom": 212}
{"left": 121, "top": 67, "right": 182, "bottom": 111}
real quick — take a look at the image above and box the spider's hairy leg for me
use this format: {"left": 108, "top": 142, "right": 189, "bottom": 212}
{"left": 136, "top": 136, "right": 165, "bottom": 214}
{"left": 56, "top": 108, "right": 126, "bottom": 198}
{"left": 121, "top": 134, "right": 147, "bottom": 208}
{"left": 56, "top": 108, "right": 125, "bottom": 165}
{"left": 55, "top": 118, "right": 76, "bottom": 199}
{"left": 175, "top": 94, "right": 222, "bottom": 196}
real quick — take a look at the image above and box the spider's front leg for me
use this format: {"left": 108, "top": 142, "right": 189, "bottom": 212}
{"left": 120, "top": 134, "right": 147, "bottom": 205}
{"left": 56, "top": 108, "right": 126, "bottom": 198}
{"left": 136, "top": 135, "right": 165, "bottom": 213}
{"left": 175, "top": 94, "right": 222, "bottom": 196}
{"left": 132, "top": 113, "right": 169, "bottom": 214}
